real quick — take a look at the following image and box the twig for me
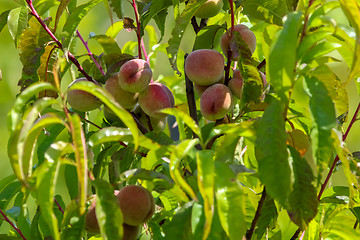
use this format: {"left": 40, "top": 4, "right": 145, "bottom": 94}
{"left": 76, "top": 30, "right": 105, "bottom": 76}
{"left": 54, "top": 198, "right": 64, "bottom": 214}
{"left": 291, "top": 101, "right": 360, "bottom": 240}
{"left": 25, "top": 0, "right": 96, "bottom": 83}
{"left": 131, "top": 0, "right": 143, "bottom": 59}
{"left": 246, "top": 188, "right": 267, "bottom": 240}
{"left": 0, "top": 209, "right": 27, "bottom": 240}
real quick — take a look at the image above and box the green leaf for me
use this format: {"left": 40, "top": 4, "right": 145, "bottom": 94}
{"left": 287, "top": 146, "right": 318, "bottom": 230}
{"left": 91, "top": 35, "right": 121, "bottom": 54}
{"left": 67, "top": 114, "right": 87, "bottom": 215}
{"left": 62, "top": 0, "right": 102, "bottom": 52}
{"left": 332, "top": 130, "right": 358, "bottom": 207}
{"left": 214, "top": 162, "right": 247, "bottom": 240}
{"left": 162, "top": 108, "right": 203, "bottom": 145}
{"left": 339, "top": 0, "right": 360, "bottom": 82}
{"left": 93, "top": 180, "right": 123, "bottom": 240}
{"left": 163, "top": 202, "right": 194, "bottom": 240}
{"left": 18, "top": 17, "right": 52, "bottom": 91}
{"left": 297, "top": 30, "right": 333, "bottom": 60}
{"left": 193, "top": 24, "right": 226, "bottom": 50}
{"left": 0, "top": 181, "right": 21, "bottom": 226}
{"left": 0, "top": 10, "right": 10, "bottom": 33}
{"left": 303, "top": 76, "right": 336, "bottom": 168}
{"left": 166, "top": 0, "right": 207, "bottom": 75}
{"left": 68, "top": 81, "right": 139, "bottom": 149}
{"left": 105, "top": 21, "right": 124, "bottom": 39}
{"left": 140, "top": 0, "right": 172, "bottom": 36}
{"left": 254, "top": 197, "right": 278, "bottom": 239}
{"left": 54, "top": 0, "right": 71, "bottom": 31}
{"left": 17, "top": 99, "right": 60, "bottom": 180}
{"left": 7, "top": 6, "right": 28, "bottom": 46}
{"left": 7, "top": 82, "right": 57, "bottom": 132}
{"left": 36, "top": 142, "right": 68, "bottom": 240}
{"left": 301, "top": 41, "right": 341, "bottom": 64}
{"left": 64, "top": 164, "right": 78, "bottom": 200}
{"left": 170, "top": 139, "right": 200, "bottom": 201}
{"left": 88, "top": 127, "right": 132, "bottom": 146}
{"left": 109, "top": 0, "right": 125, "bottom": 20}
{"left": 214, "top": 134, "right": 241, "bottom": 163}
{"left": 196, "top": 150, "right": 215, "bottom": 240}
{"left": 242, "top": 0, "right": 289, "bottom": 26}
{"left": 255, "top": 98, "right": 291, "bottom": 206}
{"left": 266, "top": 12, "right": 303, "bottom": 103}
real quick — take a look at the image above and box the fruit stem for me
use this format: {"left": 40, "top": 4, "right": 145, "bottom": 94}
{"left": 25, "top": 0, "right": 97, "bottom": 84}
{"left": 0, "top": 209, "right": 27, "bottom": 240}
{"left": 76, "top": 30, "right": 105, "bottom": 76}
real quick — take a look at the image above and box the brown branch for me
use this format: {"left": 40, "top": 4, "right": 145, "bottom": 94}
{"left": 0, "top": 209, "right": 27, "bottom": 240}
{"left": 246, "top": 188, "right": 267, "bottom": 240}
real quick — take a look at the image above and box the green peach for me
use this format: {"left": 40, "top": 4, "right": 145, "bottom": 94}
{"left": 105, "top": 73, "right": 138, "bottom": 109}
{"left": 194, "top": 0, "right": 223, "bottom": 19}
{"left": 67, "top": 78, "right": 102, "bottom": 112}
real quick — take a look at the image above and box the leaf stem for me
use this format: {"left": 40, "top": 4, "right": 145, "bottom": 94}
{"left": 25, "top": 0, "right": 96, "bottom": 84}
{"left": 76, "top": 30, "right": 105, "bottom": 76}
{"left": 246, "top": 188, "right": 267, "bottom": 240}
{"left": 0, "top": 209, "right": 27, "bottom": 240}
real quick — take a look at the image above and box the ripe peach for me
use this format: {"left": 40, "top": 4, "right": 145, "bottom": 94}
{"left": 220, "top": 24, "right": 256, "bottom": 60}
{"left": 118, "top": 59, "right": 152, "bottom": 93}
{"left": 67, "top": 78, "right": 102, "bottom": 112}
{"left": 194, "top": 76, "right": 225, "bottom": 96}
{"left": 185, "top": 49, "right": 224, "bottom": 86}
{"left": 116, "top": 185, "right": 155, "bottom": 226}
{"left": 105, "top": 73, "right": 138, "bottom": 109}
{"left": 138, "top": 82, "right": 175, "bottom": 119}
{"left": 200, "top": 83, "right": 232, "bottom": 121}
{"left": 194, "top": 0, "right": 223, "bottom": 19}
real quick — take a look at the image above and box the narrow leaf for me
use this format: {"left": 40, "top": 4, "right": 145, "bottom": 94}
{"left": 303, "top": 76, "right": 336, "bottom": 168}
{"left": 93, "top": 180, "right": 123, "bottom": 240}
{"left": 0, "top": 10, "right": 10, "bottom": 33}
{"left": 197, "top": 150, "right": 215, "bottom": 240}
{"left": 7, "top": 6, "right": 28, "bottom": 46}
{"left": 166, "top": 0, "right": 207, "bottom": 74}
{"left": 55, "top": 0, "right": 71, "bottom": 31}
{"left": 287, "top": 146, "right": 318, "bottom": 229}
{"left": 68, "top": 81, "right": 139, "bottom": 149}
{"left": 68, "top": 114, "right": 87, "bottom": 215}
{"left": 266, "top": 12, "right": 303, "bottom": 103}
{"left": 255, "top": 98, "right": 291, "bottom": 206}
{"left": 214, "top": 162, "right": 247, "bottom": 239}
{"left": 62, "top": 0, "right": 102, "bottom": 52}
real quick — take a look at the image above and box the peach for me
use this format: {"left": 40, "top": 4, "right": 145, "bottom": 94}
{"left": 116, "top": 185, "right": 155, "bottom": 226}
{"left": 138, "top": 82, "right": 175, "bottom": 119}
{"left": 194, "top": 0, "right": 223, "bottom": 19}
{"left": 228, "top": 70, "right": 244, "bottom": 99}
{"left": 185, "top": 49, "right": 224, "bottom": 86}
{"left": 105, "top": 73, "right": 138, "bottom": 109}
{"left": 220, "top": 24, "right": 256, "bottom": 60}
{"left": 67, "top": 78, "right": 102, "bottom": 112}
{"left": 194, "top": 76, "right": 225, "bottom": 96}
{"left": 122, "top": 224, "right": 140, "bottom": 240}
{"left": 200, "top": 83, "right": 232, "bottom": 121}
{"left": 118, "top": 59, "right": 152, "bottom": 93}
